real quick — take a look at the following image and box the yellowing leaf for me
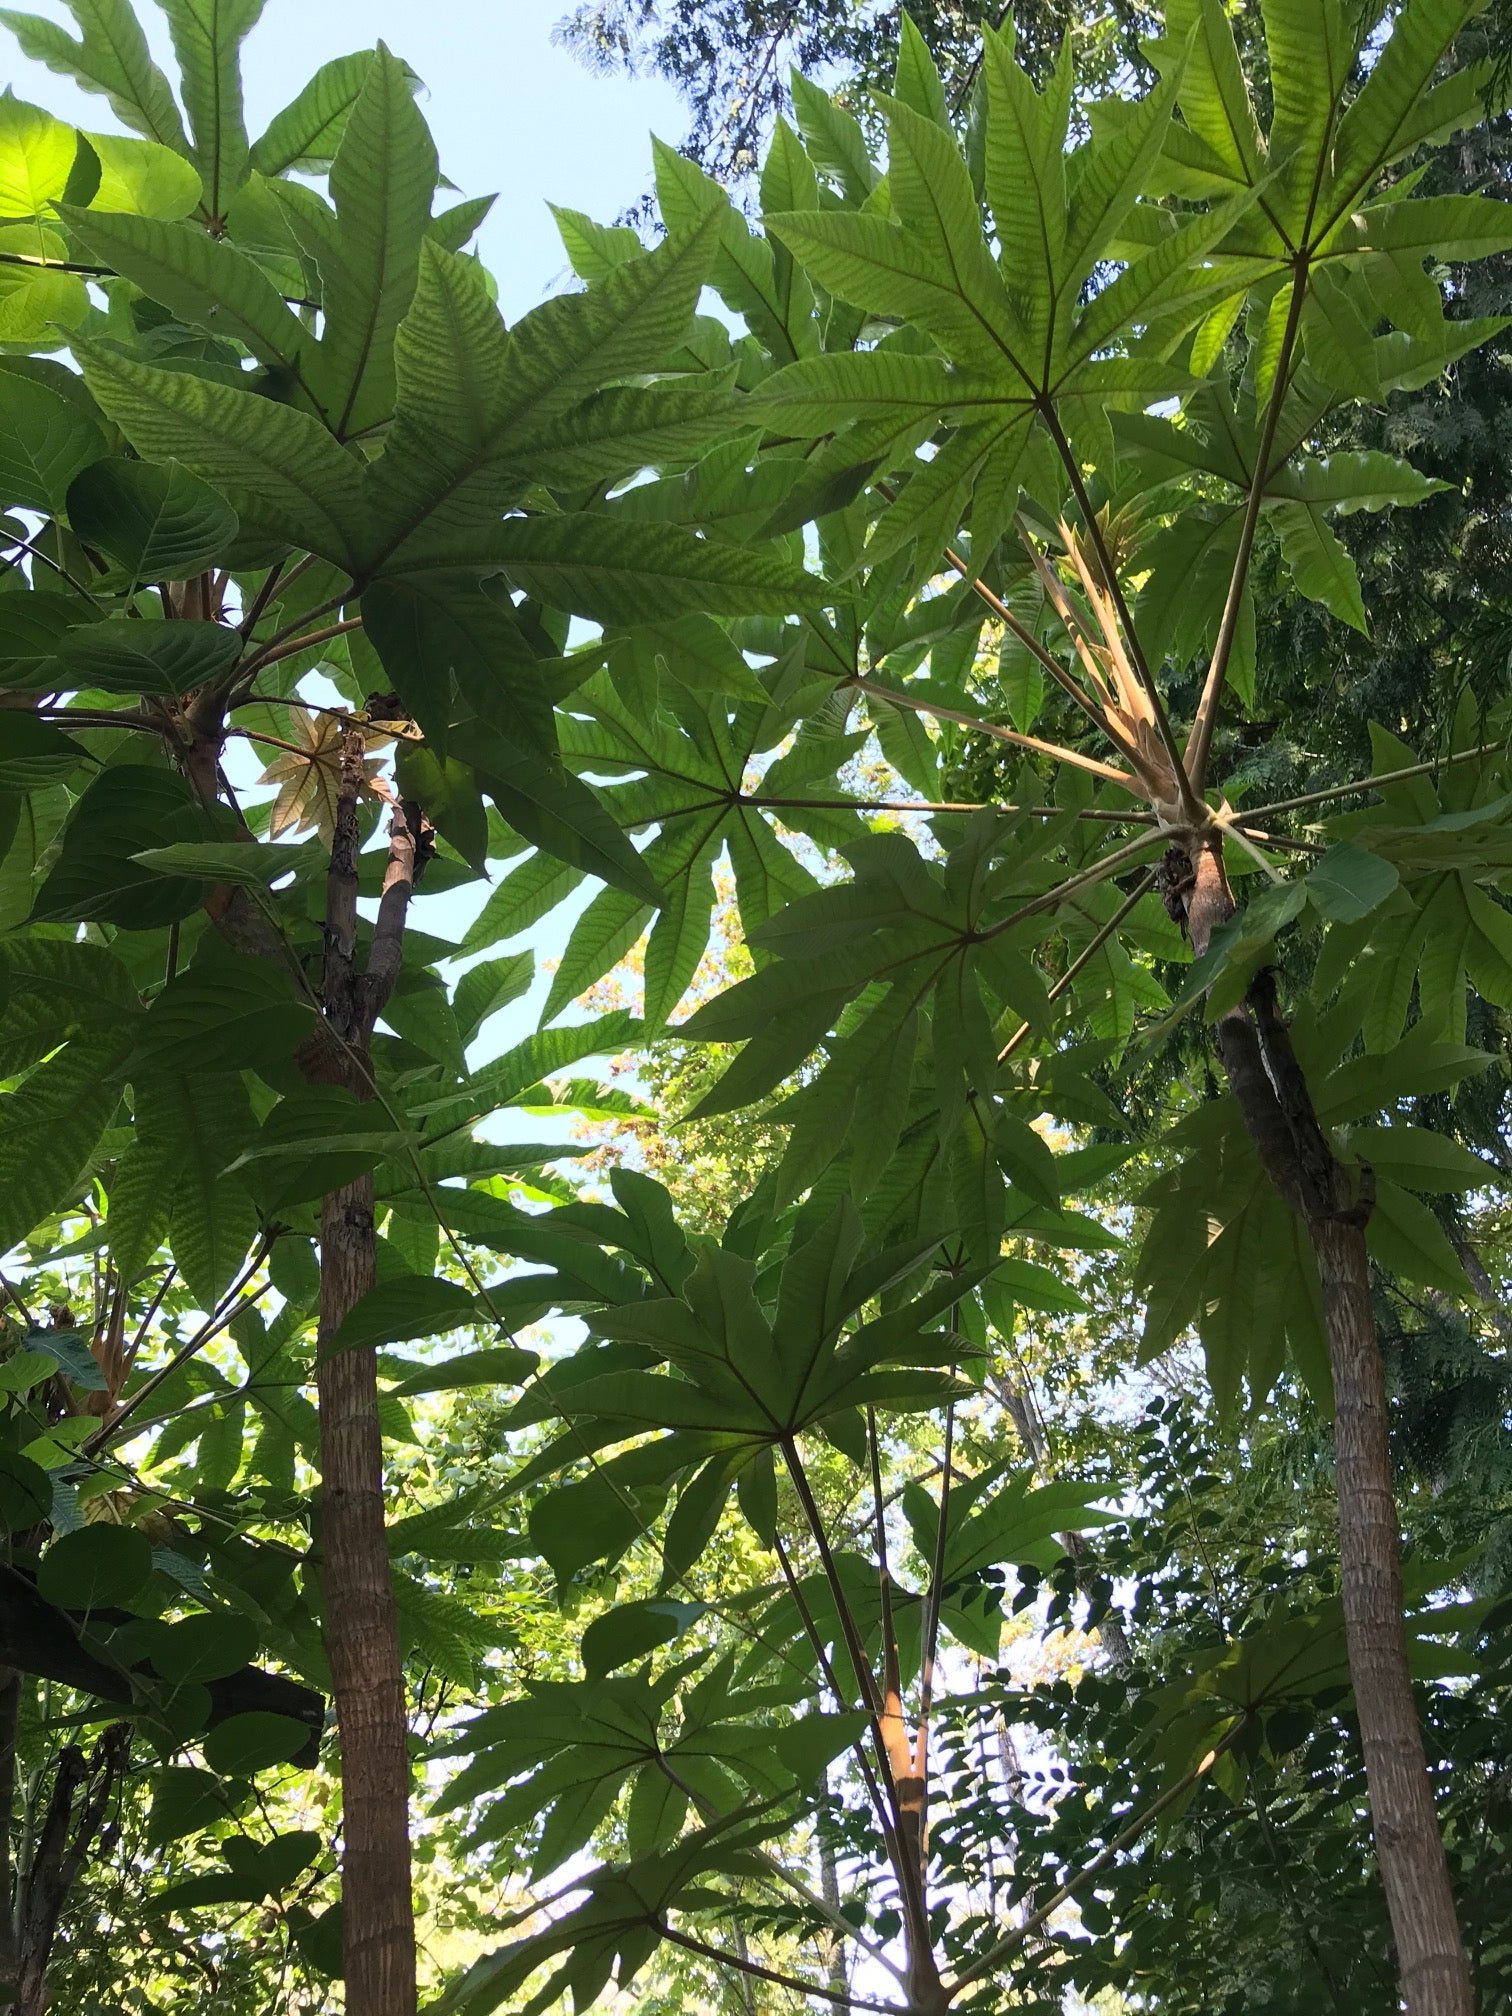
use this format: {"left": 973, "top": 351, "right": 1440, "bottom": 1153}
{"left": 254, "top": 707, "right": 387, "bottom": 843}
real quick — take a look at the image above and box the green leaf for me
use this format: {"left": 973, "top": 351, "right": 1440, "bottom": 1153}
{"left": 129, "top": 954, "right": 314, "bottom": 1076}
{"left": 55, "top": 615, "right": 242, "bottom": 695}
{"left": 479, "top": 752, "right": 661, "bottom": 908}
{"left": 249, "top": 49, "right": 383, "bottom": 174}
{"left": 529, "top": 1473, "right": 646, "bottom": 1585}
{"left": 131, "top": 835, "right": 324, "bottom": 888}
{"left": 82, "top": 130, "right": 201, "bottom": 217}
{"left": 381, "top": 968, "right": 464, "bottom": 1074}
{"left": 38, "top": 1523, "right": 153, "bottom": 1609}
{"left": 132, "top": 1067, "right": 257, "bottom": 1307}
{"left": 1262, "top": 0, "right": 1357, "bottom": 240}
{"left": 0, "top": 228, "right": 89, "bottom": 339}
{"left": 387, "top": 1347, "right": 539, "bottom": 1397}
{"left": 0, "top": 91, "right": 77, "bottom": 217}
{"left": 1267, "top": 449, "right": 1449, "bottom": 515}
{"left": 32, "top": 766, "right": 218, "bottom": 928}
{"left": 67, "top": 458, "right": 238, "bottom": 583}
{"left": 492, "top": 514, "right": 832, "bottom": 625}
{"left": 460, "top": 851, "right": 583, "bottom": 953}
{"left": 0, "top": 935, "right": 139, "bottom": 1074}
{"left": 581, "top": 1599, "right": 702, "bottom": 1679}
{"left": 146, "top": 1767, "right": 226, "bottom": 1846}
{"left": 1328, "top": 0, "right": 1484, "bottom": 217}
{"left": 0, "top": 590, "right": 95, "bottom": 689}
{"left": 0, "top": 1450, "right": 52, "bottom": 1531}
{"left": 765, "top": 206, "right": 1011, "bottom": 372}
{"left": 1155, "top": 0, "right": 1261, "bottom": 182}
{"left": 327, "top": 1275, "right": 476, "bottom": 1357}
{"left": 1305, "top": 843, "right": 1400, "bottom": 922}
{"left": 106, "top": 1119, "right": 175, "bottom": 1278}
{"left": 0, "top": 1349, "right": 58, "bottom": 1394}
{"left": 393, "top": 743, "right": 488, "bottom": 876}
{"left": 1272, "top": 499, "right": 1368, "bottom": 631}
{"left": 1347, "top": 1123, "right": 1490, "bottom": 1194}
{"left": 0, "top": 1027, "right": 132, "bottom": 1253}
{"left": 60, "top": 205, "right": 316, "bottom": 377}
{"left": 75, "top": 340, "right": 371, "bottom": 567}
{"left": 1366, "top": 1176, "right": 1475, "bottom": 1296}
{"left": 0, "top": 371, "right": 106, "bottom": 513}
{"left": 981, "top": 22, "right": 1068, "bottom": 335}
{"left": 361, "top": 571, "right": 553, "bottom": 756}
{"left": 454, "top": 953, "right": 533, "bottom": 1044}
{"left": 310, "top": 43, "right": 438, "bottom": 439}
{"left": 201, "top": 1711, "right": 311, "bottom": 1775}
{"left": 0, "top": 0, "right": 188, "bottom": 154}
{"left": 0, "top": 711, "right": 85, "bottom": 790}
{"left": 155, "top": 0, "right": 263, "bottom": 218}
{"left": 149, "top": 1613, "right": 259, "bottom": 1684}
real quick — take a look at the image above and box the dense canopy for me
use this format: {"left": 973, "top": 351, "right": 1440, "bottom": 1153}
{"left": 0, "top": 3, "right": 1510, "bottom": 2014}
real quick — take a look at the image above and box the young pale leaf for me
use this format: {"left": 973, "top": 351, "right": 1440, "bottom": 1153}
{"left": 0, "top": 0, "right": 188, "bottom": 153}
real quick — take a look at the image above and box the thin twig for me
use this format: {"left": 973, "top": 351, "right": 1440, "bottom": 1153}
{"left": 853, "top": 672, "right": 1141, "bottom": 791}
{"left": 982, "top": 828, "right": 1169, "bottom": 941}
{"left": 656, "top": 1919, "right": 909, "bottom": 2014}
{"left": 999, "top": 869, "right": 1157, "bottom": 1061}
{"left": 242, "top": 616, "right": 364, "bottom": 679}
{"left": 83, "top": 1241, "right": 272, "bottom": 1454}
{"left": 1186, "top": 262, "right": 1309, "bottom": 789}
{"left": 1240, "top": 744, "right": 1505, "bottom": 821}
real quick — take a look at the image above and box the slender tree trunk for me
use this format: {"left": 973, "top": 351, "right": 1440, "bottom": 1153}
{"left": 1178, "top": 834, "right": 1472, "bottom": 2016}
{"left": 318, "top": 1175, "right": 415, "bottom": 2015}
{"left": 12, "top": 1724, "right": 129, "bottom": 2016}
{"left": 817, "top": 1783, "right": 850, "bottom": 2005}
{"left": 311, "top": 730, "right": 429, "bottom": 2016}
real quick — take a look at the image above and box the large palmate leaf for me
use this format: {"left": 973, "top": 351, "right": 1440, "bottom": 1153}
{"left": 75, "top": 341, "right": 371, "bottom": 565}
{"left": 155, "top": 0, "right": 263, "bottom": 218}
{"left": 306, "top": 43, "right": 437, "bottom": 439}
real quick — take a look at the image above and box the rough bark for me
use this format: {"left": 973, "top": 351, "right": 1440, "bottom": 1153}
{"left": 311, "top": 730, "right": 429, "bottom": 2016}
{"left": 1178, "top": 833, "right": 1472, "bottom": 2016}
{"left": 318, "top": 1173, "right": 414, "bottom": 2015}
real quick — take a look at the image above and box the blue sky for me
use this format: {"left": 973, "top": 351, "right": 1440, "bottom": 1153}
{"left": 5, "top": 0, "right": 687, "bottom": 319}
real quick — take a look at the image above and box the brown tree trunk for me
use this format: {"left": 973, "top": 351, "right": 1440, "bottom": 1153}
{"left": 310, "top": 730, "right": 429, "bottom": 2016}
{"left": 1179, "top": 835, "right": 1472, "bottom": 2016}
{"left": 318, "top": 1175, "right": 415, "bottom": 2015}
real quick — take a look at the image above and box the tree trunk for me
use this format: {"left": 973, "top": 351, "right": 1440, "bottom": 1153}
{"left": 310, "top": 731, "right": 429, "bottom": 2016}
{"left": 1179, "top": 834, "right": 1472, "bottom": 2016}
{"left": 12, "top": 1724, "right": 129, "bottom": 2016}
{"left": 318, "top": 1175, "right": 415, "bottom": 2016}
